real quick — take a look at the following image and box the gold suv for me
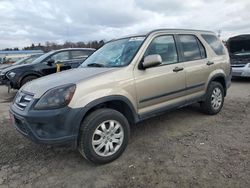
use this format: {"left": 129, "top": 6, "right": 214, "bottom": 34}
{"left": 10, "top": 29, "right": 231, "bottom": 164}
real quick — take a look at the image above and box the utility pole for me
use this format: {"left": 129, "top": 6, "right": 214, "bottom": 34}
{"left": 218, "top": 30, "right": 221, "bottom": 38}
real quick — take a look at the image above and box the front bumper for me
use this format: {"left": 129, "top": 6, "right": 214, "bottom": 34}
{"left": 6, "top": 76, "right": 20, "bottom": 89}
{"left": 0, "top": 74, "right": 8, "bottom": 85}
{"left": 231, "top": 63, "right": 250, "bottom": 77}
{"left": 9, "top": 101, "right": 83, "bottom": 145}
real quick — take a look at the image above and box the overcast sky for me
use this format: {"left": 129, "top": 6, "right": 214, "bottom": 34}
{"left": 0, "top": 0, "right": 250, "bottom": 49}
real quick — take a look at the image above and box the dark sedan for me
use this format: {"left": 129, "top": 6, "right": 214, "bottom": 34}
{"left": 1, "top": 48, "right": 95, "bottom": 89}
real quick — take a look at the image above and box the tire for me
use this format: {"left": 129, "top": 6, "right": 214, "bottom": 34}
{"left": 20, "top": 75, "right": 38, "bottom": 87}
{"left": 201, "top": 81, "right": 225, "bottom": 115}
{"left": 78, "top": 108, "right": 130, "bottom": 164}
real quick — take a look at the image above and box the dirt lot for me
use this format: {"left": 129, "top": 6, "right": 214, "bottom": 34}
{"left": 0, "top": 79, "right": 249, "bottom": 188}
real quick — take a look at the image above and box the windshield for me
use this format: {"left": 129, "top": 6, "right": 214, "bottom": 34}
{"left": 80, "top": 36, "right": 145, "bottom": 68}
{"left": 12, "top": 58, "right": 27, "bottom": 65}
{"left": 31, "top": 51, "right": 54, "bottom": 64}
{"left": 12, "top": 55, "right": 39, "bottom": 65}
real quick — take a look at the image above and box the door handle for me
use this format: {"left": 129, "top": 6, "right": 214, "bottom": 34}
{"left": 173, "top": 67, "right": 184, "bottom": 72}
{"left": 207, "top": 61, "right": 214, "bottom": 66}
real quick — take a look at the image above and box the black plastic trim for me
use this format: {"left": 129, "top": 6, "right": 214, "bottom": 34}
{"left": 139, "top": 94, "right": 204, "bottom": 121}
{"left": 208, "top": 73, "right": 228, "bottom": 96}
{"left": 72, "top": 95, "right": 139, "bottom": 142}
{"left": 139, "top": 82, "right": 205, "bottom": 103}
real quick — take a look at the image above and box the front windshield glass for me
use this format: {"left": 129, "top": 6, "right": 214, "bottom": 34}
{"left": 80, "top": 36, "right": 145, "bottom": 68}
{"left": 12, "top": 55, "right": 43, "bottom": 65}
{"left": 31, "top": 51, "right": 54, "bottom": 64}
{"left": 12, "top": 58, "right": 27, "bottom": 65}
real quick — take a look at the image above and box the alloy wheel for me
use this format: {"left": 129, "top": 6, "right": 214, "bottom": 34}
{"left": 92, "top": 120, "right": 124, "bottom": 157}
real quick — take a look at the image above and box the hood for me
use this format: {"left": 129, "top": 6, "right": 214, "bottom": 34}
{"left": 227, "top": 35, "right": 250, "bottom": 59}
{"left": 0, "top": 64, "right": 12, "bottom": 70}
{"left": 1, "top": 64, "right": 32, "bottom": 74}
{"left": 22, "top": 67, "right": 116, "bottom": 98}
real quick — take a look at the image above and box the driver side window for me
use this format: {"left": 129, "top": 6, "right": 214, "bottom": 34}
{"left": 50, "top": 51, "right": 70, "bottom": 62}
{"left": 144, "top": 35, "right": 178, "bottom": 65}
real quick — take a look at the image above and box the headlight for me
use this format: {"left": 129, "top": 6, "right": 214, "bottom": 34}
{"left": 7, "top": 72, "right": 16, "bottom": 78}
{"left": 34, "top": 84, "right": 76, "bottom": 110}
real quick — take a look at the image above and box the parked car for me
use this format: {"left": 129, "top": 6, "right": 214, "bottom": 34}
{"left": 227, "top": 35, "right": 250, "bottom": 77}
{"left": 0, "top": 54, "right": 43, "bottom": 71}
{"left": 0, "top": 50, "right": 44, "bottom": 65}
{"left": 1, "top": 48, "right": 95, "bottom": 89}
{"left": 0, "top": 54, "right": 44, "bottom": 85}
{"left": 10, "top": 29, "right": 231, "bottom": 164}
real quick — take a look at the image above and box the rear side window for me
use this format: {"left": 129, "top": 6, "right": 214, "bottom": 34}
{"left": 71, "top": 50, "right": 93, "bottom": 60}
{"left": 179, "top": 35, "right": 205, "bottom": 61}
{"left": 144, "top": 35, "right": 178, "bottom": 65}
{"left": 202, "top": 34, "right": 226, "bottom": 55}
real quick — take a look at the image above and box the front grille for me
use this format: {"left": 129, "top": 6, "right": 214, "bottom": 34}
{"left": 14, "top": 91, "right": 34, "bottom": 111}
{"left": 0, "top": 74, "right": 5, "bottom": 81}
{"left": 231, "top": 64, "right": 246, "bottom": 68}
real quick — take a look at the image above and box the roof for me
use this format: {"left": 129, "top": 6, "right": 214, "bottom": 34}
{"left": 0, "top": 50, "right": 43, "bottom": 55}
{"left": 54, "top": 48, "right": 96, "bottom": 52}
{"left": 109, "top": 28, "right": 215, "bottom": 43}
{"left": 147, "top": 28, "right": 214, "bottom": 34}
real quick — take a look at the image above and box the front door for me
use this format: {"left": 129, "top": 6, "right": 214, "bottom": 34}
{"left": 41, "top": 51, "right": 71, "bottom": 75}
{"left": 134, "top": 35, "right": 186, "bottom": 116}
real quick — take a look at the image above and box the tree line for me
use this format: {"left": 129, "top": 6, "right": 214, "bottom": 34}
{"left": 2, "top": 40, "right": 105, "bottom": 52}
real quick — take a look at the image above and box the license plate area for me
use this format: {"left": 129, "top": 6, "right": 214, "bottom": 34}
{"left": 9, "top": 112, "right": 28, "bottom": 135}
{"left": 9, "top": 112, "right": 15, "bottom": 125}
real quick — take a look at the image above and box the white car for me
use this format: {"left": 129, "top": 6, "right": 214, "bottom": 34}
{"left": 227, "top": 35, "right": 250, "bottom": 77}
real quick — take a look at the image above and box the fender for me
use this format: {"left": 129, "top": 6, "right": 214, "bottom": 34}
{"left": 18, "top": 71, "right": 44, "bottom": 88}
{"left": 206, "top": 72, "right": 227, "bottom": 96}
{"left": 72, "top": 95, "right": 139, "bottom": 139}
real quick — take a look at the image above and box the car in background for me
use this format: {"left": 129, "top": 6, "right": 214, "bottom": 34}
{"left": 0, "top": 50, "right": 44, "bottom": 65}
{"left": 227, "top": 35, "right": 250, "bottom": 77}
{"left": 0, "top": 54, "right": 43, "bottom": 85}
{"left": 0, "top": 54, "right": 43, "bottom": 71}
{"left": 1, "top": 48, "right": 95, "bottom": 89}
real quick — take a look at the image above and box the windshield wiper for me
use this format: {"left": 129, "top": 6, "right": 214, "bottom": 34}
{"left": 87, "top": 63, "right": 105, "bottom": 67}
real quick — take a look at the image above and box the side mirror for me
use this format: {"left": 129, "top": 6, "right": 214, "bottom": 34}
{"left": 47, "top": 59, "right": 55, "bottom": 66}
{"left": 141, "top": 54, "right": 162, "bottom": 70}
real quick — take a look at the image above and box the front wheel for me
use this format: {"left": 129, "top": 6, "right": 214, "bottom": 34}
{"left": 78, "top": 108, "right": 130, "bottom": 164}
{"left": 201, "top": 81, "right": 225, "bottom": 115}
{"left": 20, "top": 75, "right": 38, "bottom": 87}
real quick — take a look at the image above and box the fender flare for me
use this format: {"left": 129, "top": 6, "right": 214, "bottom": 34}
{"left": 207, "top": 73, "right": 227, "bottom": 96}
{"left": 72, "top": 95, "right": 139, "bottom": 139}
{"left": 18, "top": 71, "right": 44, "bottom": 87}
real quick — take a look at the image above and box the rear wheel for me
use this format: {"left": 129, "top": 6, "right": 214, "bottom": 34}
{"left": 20, "top": 75, "right": 38, "bottom": 87}
{"left": 201, "top": 81, "right": 225, "bottom": 115}
{"left": 78, "top": 108, "right": 130, "bottom": 164}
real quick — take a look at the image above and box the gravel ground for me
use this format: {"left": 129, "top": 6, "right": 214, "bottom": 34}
{"left": 0, "top": 79, "right": 249, "bottom": 188}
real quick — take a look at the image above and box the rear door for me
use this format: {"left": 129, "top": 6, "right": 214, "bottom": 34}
{"left": 177, "top": 34, "right": 210, "bottom": 100}
{"left": 134, "top": 34, "right": 186, "bottom": 115}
